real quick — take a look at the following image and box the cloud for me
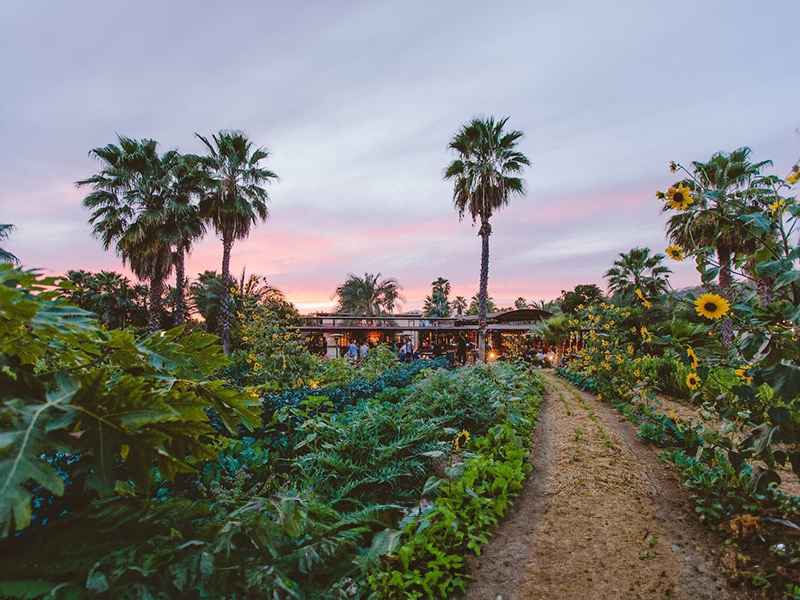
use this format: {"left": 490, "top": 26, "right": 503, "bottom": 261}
{"left": 1, "top": 1, "right": 798, "bottom": 310}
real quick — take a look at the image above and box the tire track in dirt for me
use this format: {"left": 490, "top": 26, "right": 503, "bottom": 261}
{"left": 462, "top": 371, "right": 753, "bottom": 600}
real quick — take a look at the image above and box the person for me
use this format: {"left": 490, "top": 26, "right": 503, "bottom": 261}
{"left": 456, "top": 333, "right": 467, "bottom": 365}
{"left": 348, "top": 339, "right": 358, "bottom": 359}
{"left": 404, "top": 338, "right": 413, "bottom": 362}
{"left": 360, "top": 341, "right": 369, "bottom": 359}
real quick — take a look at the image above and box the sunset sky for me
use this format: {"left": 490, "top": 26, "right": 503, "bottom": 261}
{"left": 2, "top": 1, "right": 799, "bottom": 312}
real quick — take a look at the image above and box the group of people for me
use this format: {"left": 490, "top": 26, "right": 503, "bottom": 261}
{"left": 347, "top": 339, "right": 371, "bottom": 360}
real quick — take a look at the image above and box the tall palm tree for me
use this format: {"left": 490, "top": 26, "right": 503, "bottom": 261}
{"left": 664, "top": 147, "right": 770, "bottom": 346}
{"left": 0, "top": 224, "right": 19, "bottom": 264}
{"left": 444, "top": 116, "right": 530, "bottom": 361}
{"left": 196, "top": 130, "right": 278, "bottom": 354}
{"left": 604, "top": 247, "right": 671, "bottom": 300}
{"left": 333, "top": 272, "right": 403, "bottom": 320}
{"left": 79, "top": 136, "right": 186, "bottom": 332}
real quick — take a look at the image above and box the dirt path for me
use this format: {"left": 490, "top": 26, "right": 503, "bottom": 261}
{"left": 462, "top": 371, "right": 753, "bottom": 600}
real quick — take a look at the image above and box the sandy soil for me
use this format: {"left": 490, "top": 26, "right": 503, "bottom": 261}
{"left": 460, "top": 371, "right": 755, "bottom": 600}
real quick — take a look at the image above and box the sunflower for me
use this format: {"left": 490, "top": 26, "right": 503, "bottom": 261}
{"left": 666, "top": 183, "right": 694, "bottom": 210}
{"left": 686, "top": 346, "right": 698, "bottom": 369}
{"left": 787, "top": 166, "right": 799, "bottom": 185}
{"left": 668, "top": 411, "right": 683, "bottom": 432}
{"left": 454, "top": 430, "right": 470, "bottom": 452}
{"left": 770, "top": 199, "right": 787, "bottom": 214}
{"left": 669, "top": 160, "right": 678, "bottom": 173}
{"left": 665, "top": 245, "right": 684, "bottom": 261}
{"left": 686, "top": 372, "right": 700, "bottom": 390}
{"left": 635, "top": 288, "right": 652, "bottom": 309}
{"left": 655, "top": 190, "right": 666, "bottom": 200}
{"left": 734, "top": 367, "right": 753, "bottom": 384}
{"left": 694, "top": 293, "right": 730, "bottom": 320}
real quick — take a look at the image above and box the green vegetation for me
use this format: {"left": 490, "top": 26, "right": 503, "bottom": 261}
{"left": 0, "top": 264, "right": 541, "bottom": 598}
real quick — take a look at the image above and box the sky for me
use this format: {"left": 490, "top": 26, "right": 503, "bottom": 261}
{"left": 1, "top": 0, "right": 799, "bottom": 313}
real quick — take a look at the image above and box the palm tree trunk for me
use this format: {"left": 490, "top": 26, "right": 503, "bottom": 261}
{"left": 220, "top": 233, "right": 234, "bottom": 354}
{"left": 717, "top": 246, "right": 734, "bottom": 349}
{"left": 174, "top": 249, "right": 186, "bottom": 326}
{"left": 147, "top": 273, "right": 163, "bottom": 333}
{"left": 478, "top": 219, "right": 491, "bottom": 363}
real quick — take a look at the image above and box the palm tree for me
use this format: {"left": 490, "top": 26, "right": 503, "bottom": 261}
{"left": 451, "top": 295, "right": 467, "bottom": 316}
{"left": 196, "top": 130, "right": 279, "bottom": 354}
{"left": 333, "top": 273, "right": 404, "bottom": 320}
{"left": 0, "top": 224, "right": 19, "bottom": 264}
{"left": 189, "top": 270, "right": 223, "bottom": 333}
{"left": 604, "top": 247, "right": 671, "bottom": 301}
{"left": 514, "top": 297, "right": 529, "bottom": 310}
{"left": 64, "top": 269, "right": 149, "bottom": 329}
{"left": 467, "top": 293, "right": 496, "bottom": 315}
{"left": 664, "top": 147, "right": 770, "bottom": 346}
{"left": 79, "top": 136, "right": 186, "bottom": 332}
{"left": 444, "top": 116, "right": 530, "bottom": 361}
{"left": 424, "top": 277, "right": 453, "bottom": 318}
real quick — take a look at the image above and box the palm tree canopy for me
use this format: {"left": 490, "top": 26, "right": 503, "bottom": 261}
{"left": 333, "top": 273, "right": 404, "bottom": 317}
{"left": 665, "top": 147, "right": 771, "bottom": 257}
{"left": 444, "top": 116, "right": 530, "bottom": 227}
{"left": 0, "top": 224, "right": 19, "bottom": 264}
{"left": 451, "top": 295, "right": 468, "bottom": 315}
{"left": 604, "top": 247, "right": 671, "bottom": 299}
{"left": 196, "top": 130, "right": 278, "bottom": 241}
{"left": 78, "top": 136, "right": 195, "bottom": 282}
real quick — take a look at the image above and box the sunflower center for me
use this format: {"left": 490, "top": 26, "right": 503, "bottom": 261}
{"left": 674, "top": 192, "right": 684, "bottom": 203}
{"left": 704, "top": 302, "right": 717, "bottom": 312}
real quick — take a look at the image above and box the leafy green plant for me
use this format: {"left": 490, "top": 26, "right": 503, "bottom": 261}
{"left": 0, "top": 266, "right": 260, "bottom": 536}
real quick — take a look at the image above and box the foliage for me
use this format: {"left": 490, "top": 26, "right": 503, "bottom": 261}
{"left": 559, "top": 283, "right": 604, "bottom": 314}
{"left": 0, "top": 223, "right": 19, "bottom": 265}
{"left": 604, "top": 247, "right": 671, "bottom": 300}
{"left": 0, "top": 266, "right": 260, "bottom": 539}
{"left": 223, "top": 301, "right": 313, "bottom": 391}
{"left": 334, "top": 272, "right": 404, "bottom": 317}
{"left": 61, "top": 269, "right": 149, "bottom": 330}
{"left": 370, "top": 367, "right": 541, "bottom": 599}
{"left": 423, "top": 277, "right": 453, "bottom": 318}
{"left": 260, "top": 357, "right": 449, "bottom": 417}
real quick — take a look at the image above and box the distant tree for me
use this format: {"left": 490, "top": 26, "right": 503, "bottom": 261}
{"left": 63, "top": 270, "right": 148, "bottom": 329}
{"left": 444, "top": 116, "right": 530, "bottom": 361}
{"left": 467, "top": 293, "right": 496, "bottom": 316}
{"left": 197, "top": 130, "right": 278, "bottom": 354}
{"left": 530, "top": 298, "right": 561, "bottom": 314}
{"left": 333, "top": 272, "right": 403, "bottom": 319}
{"left": 451, "top": 295, "right": 468, "bottom": 316}
{"left": 189, "top": 270, "right": 223, "bottom": 333}
{"left": 604, "top": 247, "right": 671, "bottom": 301}
{"left": 559, "top": 284, "right": 604, "bottom": 314}
{"left": 424, "top": 277, "right": 453, "bottom": 318}
{"left": 0, "top": 224, "right": 19, "bottom": 264}
{"left": 514, "top": 297, "right": 529, "bottom": 310}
